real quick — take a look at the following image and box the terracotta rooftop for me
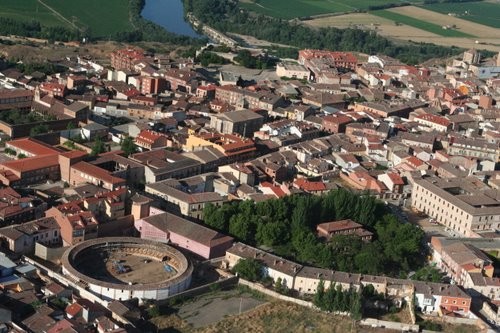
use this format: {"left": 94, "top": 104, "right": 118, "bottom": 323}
{"left": 71, "top": 161, "right": 125, "bottom": 185}
{"left": 7, "top": 137, "right": 61, "bottom": 156}
{"left": 1, "top": 154, "right": 59, "bottom": 173}
{"left": 317, "top": 219, "right": 363, "bottom": 233}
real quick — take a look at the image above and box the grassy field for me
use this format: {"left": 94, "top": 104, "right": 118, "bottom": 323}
{"left": 43, "top": 0, "right": 133, "bottom": 37}
{"left": 0, "top": 0, "right": 133, "bottom": 37}
{"left": 372, "top": 10, "right": 474, "bottom": 37}
{"left": 239, "top": 0, "right": 415, "bottom": 20}
{"left": 423, "top": 1, "right": 500, "bottom": 29}
{"left": 0, "top": 0, "right": 67, "bottom": 27}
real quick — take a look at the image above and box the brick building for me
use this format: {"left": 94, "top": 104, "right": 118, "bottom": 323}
{"left": 111, "top": 48, "right": 145, "bottom": 71}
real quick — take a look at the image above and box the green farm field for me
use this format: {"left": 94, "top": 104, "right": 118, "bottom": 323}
{"left": 0, "top": 0, "right": 133, "bottom": 37}
{"left": 239, "top": 0, "right": 415, "bottom": 19}
{"left": 0, "top": 0, "right": 67, "bottom": 27}
{"left": 43, "top": 0, "right": 133, "bottom": 37}
{"left": 423, "top": 1, "right": 500, "bottom": 29}
{"left": 372, "top": 9, "right": 474, "bottom": 37}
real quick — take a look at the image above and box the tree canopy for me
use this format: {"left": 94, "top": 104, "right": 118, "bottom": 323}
{"left": 120, "top": 136, "right": 138, "bottom": 157}
{"left": 186, "top": 0, "right": 468, "bottom": 64}
{"left": 90, "top": 137, "right": 106, "bottom": 156}
{"left": 204, "top": 189, "right": 425, "bottom": 277}
{"left": 232, "top": 258, "right": 263, "bottom": 281}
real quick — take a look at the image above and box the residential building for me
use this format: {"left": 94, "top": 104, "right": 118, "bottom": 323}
{"left": 0, "top": 187, "right": 45, "bottom": 226}
{"left": 414, "top": 114, "right": 452, "bottom": 132}
{"left": 298, "top": 49, "right": 357, "bottom": 70}
{"left": 0, "top": 89, "right": 33, "bottom": 111}
{"left": 224, "top": 242, "right": 472, "bottom": 316}
{"left": 378, "top": 172, "right": 405, "bottom": 194}
{"left": 448, "top": 137, "right": 499, "bottom": 162}
{"left": 183, "top": 132, "right": 257, "bottom": 164}
{"left": 135, "top": 130, "right": 170, "bottom": 150}
{"left": 111, "top": 48, "right": 145, "bottom": 71}
{"left": 0, "top": 217, "right": 61, "bottom": 254}
{"left": 46, "top": 203, "right": 99, "bottom": 246}
{"left": 322, "top": 114, "right": 352, "bottom": 134}
{"left": 431, "top": 237, "right": 494, "bottom": 286}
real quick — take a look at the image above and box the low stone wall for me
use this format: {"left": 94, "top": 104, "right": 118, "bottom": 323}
{"left": 360, "top": 318, "right": 419, "bottom": 332}
{"left": 238, "top": 279, "right": 317, "bottom": 309}
{"left": 157, "top": 276, "right": 239, "bottom": 306}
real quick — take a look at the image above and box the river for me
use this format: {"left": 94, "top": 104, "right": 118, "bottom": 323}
{"left": 141, "top": 0, "right": 201, "bottom": 38}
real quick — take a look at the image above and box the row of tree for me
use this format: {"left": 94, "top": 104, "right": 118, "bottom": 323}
{"left": 0, "top": 17, "right": 81, "bottom": 42}
{"left": 184, "top": 0, "right": 465, "bottom": 64}
{"left": 314, "top": 281, "right": 362, "bottom": 319}
{"left": 204, "top": 189, "right": 425, "bottom": 277}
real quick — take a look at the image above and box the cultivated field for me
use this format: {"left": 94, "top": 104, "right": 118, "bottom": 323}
{"left": 0, "top": 0, "right": 133, "bottom": 37}
{"left": 239, "top": 0, "right": 419, "bottom": 20}
{"left": 372, "top": 10, "right": 473, "bottom": 37}
{"left": 0, "top": 0, "right": 67, "bottom": 27}
{"left": 42, "top": 0, "right": 133, "bottom": 37}
{"left": 304, "top": 6, "right": 500, "bottom": 52}
{"left": 389, "top": 6, "right": 500, "bottom": 38}
{"left": 424, "top": 0, "right": 500, "bottom": 29}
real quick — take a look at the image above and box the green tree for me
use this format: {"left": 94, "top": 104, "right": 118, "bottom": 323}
{"left": 120, "top": 136, "right": 138, "bottom": 157}
{"left": 228, "top": 214, "right": 254, "bottom": 243}
{"left": 313, "top": 279, "right": 325, "bottom": 308}
{"left": 90, "top": 137, "right": 106, "bottom": 156}
{"left": 412, "top": 265, "right": 444, "bottom": 283}
{"left": 232, "top": 258, "right": 263, "bottom": 282}
{"left": 30, "top": 124, "right": 49, "bottom": 137}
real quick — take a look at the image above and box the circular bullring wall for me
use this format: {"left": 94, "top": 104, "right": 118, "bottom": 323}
{"left": 61, "top": 237, "right": 192, "bottom": 301}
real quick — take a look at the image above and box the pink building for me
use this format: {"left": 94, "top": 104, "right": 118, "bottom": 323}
{"left": 135, "top": 210, "right": 233, "bottom": 259}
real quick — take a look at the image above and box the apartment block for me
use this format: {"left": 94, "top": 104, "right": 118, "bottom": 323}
{"left": 412, "top": 176, "right": 500, "bottom": 237}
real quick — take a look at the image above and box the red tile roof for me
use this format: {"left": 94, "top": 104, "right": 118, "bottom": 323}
{"left": 386, "top": 172, "right": 404, "bottom": 185}
{"left": 294, "top": 178, "right": 326, "bottom": 192}
{"left": 405, "top": 156, "right": 424, "bottom": 168}
{"left": 317, "top": 219, "right": 363, "bottom": 233}
{"left": 71, "top": 161, "right": 125, "bottom": 185}
{"left": 65, "top": 303, "right": 82, "bottom": 317}
{"left": 415, "top": 114, "right": 451, "bottom": 127}
{"left": 1, "top": 154, "right": 59, "bottom": 173}
{"left": 136, "top": 130, "right": 167, "bottom": 145}
{"left": 7, "top": 137, "right": 61, "bottom": 156}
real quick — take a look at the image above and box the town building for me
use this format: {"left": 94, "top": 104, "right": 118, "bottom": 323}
{"left": 135, "top": 210, "right": 234, "bottom": 259}
{"left": 411, "top": 176, "right": 500, "bottom": 237}
{"left": 209, "top": 109, "right": 264, "bottom": 137}
{"left": 145, "top": 179, "right": 225, "bottom": 220}
{"left": 111, "top": 48, "right": 145, "bottom": 71}
{"left": 135, "top": 130, "right": 170, "bottom": 150}
{"left": 316, "top": 219, "right": 373, "bottom": 241}
{"left": 0, "top": 217, "right": 61, "bottom": 254}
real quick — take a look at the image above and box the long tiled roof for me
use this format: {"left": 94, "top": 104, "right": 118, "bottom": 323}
{"left": 143, "top": 212, "right": 233, "bottom": 247}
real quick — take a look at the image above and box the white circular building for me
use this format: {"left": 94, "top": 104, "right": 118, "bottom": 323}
{"left": 61, "top": 237, "right": 192, "bottom": 301}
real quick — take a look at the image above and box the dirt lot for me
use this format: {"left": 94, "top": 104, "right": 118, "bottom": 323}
{"left": 150, "top": 288, "right": 267, "bottom": 332}
{"left": 305, "top": 10, "right": 500, "bottom": 52}
{"left": 0, "top": 39, "right": 182, "bottom": 63}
